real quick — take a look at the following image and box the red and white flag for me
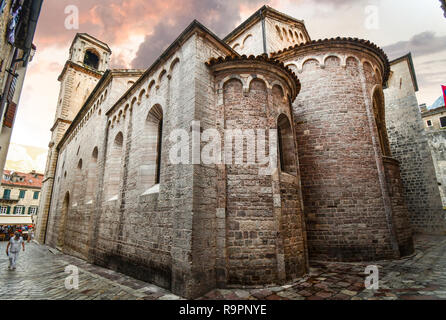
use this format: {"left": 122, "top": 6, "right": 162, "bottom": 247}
{"left": 443, "top": 85, "right": 446, "bottom": 108}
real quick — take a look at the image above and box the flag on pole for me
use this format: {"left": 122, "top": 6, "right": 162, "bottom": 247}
{"left": 443, "top": 85, "right": 446, "bottom": 108}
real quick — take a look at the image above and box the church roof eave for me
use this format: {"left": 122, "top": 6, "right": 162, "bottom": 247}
{"left": 106, "top": 19, "right": 239, "bottom": 117}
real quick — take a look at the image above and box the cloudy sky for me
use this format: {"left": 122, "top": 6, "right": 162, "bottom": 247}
{"left": 9, "top": 0, "right": 446, "bottom": 151}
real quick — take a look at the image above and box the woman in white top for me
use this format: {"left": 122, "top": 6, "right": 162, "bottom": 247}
{"left": 6, "top": 232, "right": 25, "bottom": 270}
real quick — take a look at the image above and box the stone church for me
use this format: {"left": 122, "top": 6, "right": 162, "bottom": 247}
{"left": 35, "top": 6, "right": 445, "bottom": 298}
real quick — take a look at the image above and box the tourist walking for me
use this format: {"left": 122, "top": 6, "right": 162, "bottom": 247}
{"left": 6, "top": 232, "right": 25, "bottom": 270}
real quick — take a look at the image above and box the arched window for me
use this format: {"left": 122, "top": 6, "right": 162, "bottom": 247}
{"left": 277, "top": 114, "right": 297, "bottom": 175}
{"left": 148, "top": 105, "right": 163, "bottom": 185}
{"left": 105, "top": 132, "right": 124, "bottom": 200}
{"left": 83, "top": 50, "right": 100, "bottom": 70}
{"left": 140, "top": 105, "right": 163, "bottom": 191}
{"left": 57, "top": 192, "right": 70, "bottom": 249}
{"left": 86, "top": 147, "right": 99, "bottom": 202}
{"left": 372, "top": 87, "right": 392, "bottom": 156}
{"left": 155, "top": 113, "right": 163, "bottom": 184}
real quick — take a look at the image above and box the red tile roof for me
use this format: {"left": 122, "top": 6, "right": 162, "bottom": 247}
{"left": 2, "top": 170, "right": 44, "bottom": 189}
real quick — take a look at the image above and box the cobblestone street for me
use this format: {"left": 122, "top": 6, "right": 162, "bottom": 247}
{"left": 1, "top": 235, "right": 446, "bottom": 300}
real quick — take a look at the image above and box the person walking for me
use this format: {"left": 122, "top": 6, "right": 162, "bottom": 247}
{"left": 6, "top": 232, "right": 25, "bottom": 270}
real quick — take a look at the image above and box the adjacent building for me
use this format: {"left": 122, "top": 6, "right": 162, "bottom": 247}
{"left": 0, "top": 0, "right": 43, "bottom": 175}
{"left": 0, "top": 169, "right": 43, "bottom": 226}
{"left": 421, "top": 104, "right": 446, "bottom": 207}
{"left": 384, "top": 53, "right": 445, "bottom": 234}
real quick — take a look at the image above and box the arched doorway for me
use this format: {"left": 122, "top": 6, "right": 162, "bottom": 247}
{"left": 57, "top": 192, "right": 70, "bottom": 250}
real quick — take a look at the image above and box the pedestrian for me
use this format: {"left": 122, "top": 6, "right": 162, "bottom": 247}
{"left": 28, "top": 228, "right": 34, "bottom": 243}
{"left": 6, "top": 232, "right": 25, "bottom": 270}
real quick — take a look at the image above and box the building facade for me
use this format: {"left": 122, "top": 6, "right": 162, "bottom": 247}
{"left": 36, "top": 6, "right": 445, "bottom": 298}
{"left": 422, "top": 106, "right": 446, "bottom": 207}
{"left": 0, "top": 170, "right": 42, "bottom": 219}
{"left": 0, "top": 0, "right": 43, "bottom": 176}
{"left": 384, "top": 54, "right": 445, "bottom": 234}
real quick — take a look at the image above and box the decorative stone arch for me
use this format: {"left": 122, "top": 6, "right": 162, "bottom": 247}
{"left": 147, "top": 79, "right": 155, "bottom": 96}
{"left": 275, "top": 25, "right": 283, "bottom": 40}
{"left": 169, "top": 57, "right": 180, "bottom": 75}
{"left": 246, "top": 74, "right": 271, "bottom": 92}
{"left": 218, "top": 75, "right": 246, "bottom": 106}
{"left": 248, "top": 77, "right": 268, "bottom": 97}
{"left": 371, "top": 84, "right": 391, "bottom": 156}
{"left": 288, "top": 29, "right": 294, "bottom": 42}
{"left": 294, "top": 31, "right": 300, "bottom": 44}
{"left": 282, "top": 27, "right": 289, "bottom": 41}
{"left": 374, "top": 67, "right": 382, "bottom": 83}
{"left": 242, "top": 34, "right": 253, "bottom": 48}
{"left": 345, "top": 55, "right": 361, "bottom": 68}
{"left": 232, "top": 43, "right": 240, "bottom": 50}
{"left": 118, "top": 109, "right": 123, "bottom": 122}
{"left": 362, "top": 59, "right": 375, "bottom": 76}
{"left": 131, "top": 96, "right": 138, "bottom": 108}
{"left": 322, "top": 54, "right": 344, "bottom": 69}
{"left": 124, "top": 103, "right": 130, "bottom": 115}
{"left": 157, "top": 69, "right": 167, "bottom": 88}
{"left": 271, "top": 80, "right": 288, "bottom": 102}
{"left": 138, "top": 89, "right": 146, "bottom": 105}
{"left": 299, "top": 57, "right": 323, "bottom": 73}
{"left": 285, "top": 63, "right": 298, "bottom": 73}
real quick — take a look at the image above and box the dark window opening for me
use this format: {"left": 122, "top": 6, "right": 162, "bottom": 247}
{"left": 277, "top": 114, "right": 297, "bottom": 175}
{"left": 155, "top": 118, "right": 163, "bottom": 184}
{"left": 440, "top": 116, "right": 446, "bottom": 128}
{"left": 83, "top": 50, "right": 99, "bottom": 70}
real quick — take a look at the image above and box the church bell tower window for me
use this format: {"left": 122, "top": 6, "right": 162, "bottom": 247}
{"left": 83, "top": 50, "right": 100, "bottom": 70}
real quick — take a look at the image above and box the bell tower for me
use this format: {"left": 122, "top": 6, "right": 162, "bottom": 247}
{"left": 36, "top": 33, "right": 111, "bottom": 244}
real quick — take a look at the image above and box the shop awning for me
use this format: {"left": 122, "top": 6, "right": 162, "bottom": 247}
{"left": 0, "top": 215, "right": 33, "bottom": 226}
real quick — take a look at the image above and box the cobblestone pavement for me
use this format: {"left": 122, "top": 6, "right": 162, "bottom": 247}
{"left": 1, "top": 235, "right": 446, "bottom": 300}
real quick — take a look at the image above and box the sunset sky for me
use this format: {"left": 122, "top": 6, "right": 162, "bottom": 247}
{"left": 9, "top": 0, "right": 446, "bottom": 151}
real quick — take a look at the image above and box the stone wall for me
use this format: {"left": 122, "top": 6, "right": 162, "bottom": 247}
{"left": 43, "top": 28, "right": 239, "bottom": 299}
{"left": 274, "top": 39, "right": 413, "bottom": 262}
{"left": 425, "top": 130, "right": 446, "bottom": 207}
{"left": 208, "top": 56, "right": 306, "bottom": 286}
{"left": 384, "top": 58, "right": 446, "bottom": 234}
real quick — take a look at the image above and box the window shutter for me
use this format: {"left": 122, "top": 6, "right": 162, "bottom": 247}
{"left": 28, "top": 207, "right": 31, "bottom": 215}
{"left": 13, "top": 206, "right": 17, "bottom": 215}
{"left": 7, "top": 206, "right": 10, "bottom": 215}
